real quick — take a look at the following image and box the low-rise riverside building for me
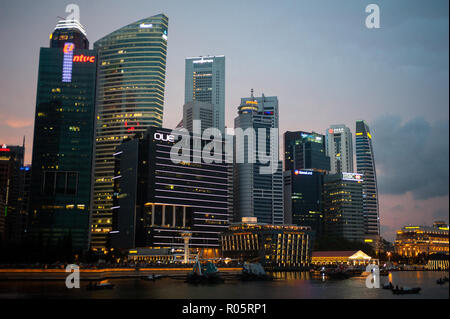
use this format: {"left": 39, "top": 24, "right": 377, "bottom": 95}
{"left": 220, "top": 218, "right": 313, "bottom": 270}
{"left": 311, "top": 250, "right": 374, "bottom": 265}
{"left": 394, "top": 221, "right": 449, "bottom": 257}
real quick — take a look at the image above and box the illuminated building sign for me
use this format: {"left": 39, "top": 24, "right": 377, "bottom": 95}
{"left": 193, "top": 58, "right": 213, "bottom": 64}
{"left": 329, "top": 128, "right": 344, "bottom": 134}
{"left": 294, "top": 170, "right": 313, "bottom": 176}
{"left": 139, "top": 23, "right": 153, "bottom": 28}
{"left": 73, "top": 55, "right": 95, "bottom": 63}
{"left": 62, "top": 42, "right": 74, "bottom": 82}
{"left": 154, "top": 132, "right": 175, "bottom": 142}
{"left": 342, "top": 172, "right": 363, "bottom": 182}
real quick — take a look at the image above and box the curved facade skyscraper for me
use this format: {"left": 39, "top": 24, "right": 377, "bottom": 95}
{"left": 90, "top": 14, "right": 168, "bottom": 249}
{"left": 355, "top": 120, "right": 380, "bottom": 236}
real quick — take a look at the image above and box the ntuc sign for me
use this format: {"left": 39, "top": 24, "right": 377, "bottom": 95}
{"left": 154, "top": 132, "right": 175, "bottom": 143}
{"left": 73, "top": 55, "right": 95, "bottom": 63}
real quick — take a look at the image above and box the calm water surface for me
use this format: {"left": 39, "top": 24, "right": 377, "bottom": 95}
{"left": 0, "top": 271, "right": 448, "bottom": 299}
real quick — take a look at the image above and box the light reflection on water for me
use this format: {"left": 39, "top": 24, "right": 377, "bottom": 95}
{"left": 0, "top": 271, "right": 448, "bottom": 299}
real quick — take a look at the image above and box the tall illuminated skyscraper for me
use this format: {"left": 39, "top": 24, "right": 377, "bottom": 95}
{"left": 29, "top": 18, "right": 96, "bottom": 250}
{"left": 325, "top": 124, "right": 354, "bottom": 174}
{"left": 90, "top": 14, "right": 169, "bottom": 249}
{"left": 233, "top": 91, "right": 284, "bottom": 224}
{"left": 185, "top": 56, "right": 225, "bottom": 133}
{"left": 355, "top": 120, "right": 380, "bottom": 236}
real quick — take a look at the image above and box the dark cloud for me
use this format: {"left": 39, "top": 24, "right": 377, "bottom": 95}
{"left": 372, "top": 115, "right": 449, "bottom": 200}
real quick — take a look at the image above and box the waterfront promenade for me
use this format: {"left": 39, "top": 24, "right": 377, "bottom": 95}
{"left": 0, "top": 267, "right": 243, "bottom": 281}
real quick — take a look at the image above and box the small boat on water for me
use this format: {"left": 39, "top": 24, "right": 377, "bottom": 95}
{"left": 382, "top": 282, "right": 394, "bottom": 290}
{"left": 392, "top": 286, "right": 421, "bottom": 295}
{"left": 86, "top": 280, "right": 115, "bottom": 290}
{"left": 142, "top": 274, "right": 166, "bottom": 281}
{"left": 240, "top": 262, "right": 273, "bottom": 281}
{"left": 436, "top": 278, "right": 447, "bottom": 285}
{"left": 186, "top": 257, "right": 224, "bottom": 284}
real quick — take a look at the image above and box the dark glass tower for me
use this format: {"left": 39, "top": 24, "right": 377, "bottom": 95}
{"left": 284, "top": 131, "right": 330, "bottom": 172}
{"left": 29, "top": 19, "right": 96, "bottom": 250}
{"left": 111, "top": 127, "right": 229, "bottom": 257}
{"left": 355, "top": 120, "right": 380, "bottom": 236}
{"left": 91, "top": 14, "right": 169, "bottom": 249}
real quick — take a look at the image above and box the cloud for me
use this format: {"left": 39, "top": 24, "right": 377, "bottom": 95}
{"left": 372, "top": 114, "right": 449, "bottom": 200}
{"left": 5, "top": 118, "right": 33, "bottom": 128}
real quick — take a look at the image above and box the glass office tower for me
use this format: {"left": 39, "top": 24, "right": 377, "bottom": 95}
{"left": 325, "top": 124, "right": 354, "bottom": 174}
{"left": 185, "top": 56, "right": 225, "bottom": 133}
{"left": 91, "top": 14, "right": 169, "bottom": 249}
{"left": 284, "top": 131, "right": 330, "bottom": 172}
{"left": 355, "top": 120, "right": 380, "bottom": 236}
{"left": 233, "top": 91, "right": 284, "bottom": 225}
{"left": 29, "top": 19, "right": 96, "bottom": 250}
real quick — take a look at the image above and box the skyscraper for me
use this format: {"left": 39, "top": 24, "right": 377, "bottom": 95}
{"left": 355, "top": 120, "right": 380, "bottom": 236}
{"left": 233, "top": 91, "right": 283, "bottom": 224}
{"left": 182, "top": 101, "right": 214, "bottom": 133}
{"left": 29, "top": 18, "right": 96, "bottom": 250}
{"left": 283, "top": 131, "right": 329, "bottom": 234}
{"left": 323, "top": 173, "right": 365, "bottom": 242}
{"left": 185, "top": 56, "right": 225, "bottom": 133}
{"left": 91, "top": 14, "right": 169, "bottom": 249}
{"left": 111, "top": 127, "right": 229, "bottom": 257}
{"left": 326, "top": 124, "right": 354, "bottom": 174}
{"left": 284, "top": 131, "right": 330, "bottom": 172}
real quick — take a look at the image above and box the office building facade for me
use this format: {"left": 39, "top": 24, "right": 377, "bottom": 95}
{"left": 284, "top": 131, "right": 330, "bottom": 172}
{"left": 233, "top": 92, "right": 284, "bottom": 224}
{"left": 326, "top": 125, "right": 354, "bottom": 174}
{"left": 91, "top": 14, "right": 169, "bottom": 249}
{"left": 185, "top": 55, "right": 225, "bottom": 133}
{"left": 284, "top": 169, "right": 325, "bottom": 235}
{"left": 323, "top": 173, "right": 364, "bottom": 242}
{"left": 182, "top": 101, "right": 214, "bottom": 133}
{"left": 29, "top": 19, "right": 96, "bottom": 250}
{"left": 355, "top": 120, "right": 380, "bottom": 236}
{"left": 111, "top": 127, "right": 229, "bottom": 256}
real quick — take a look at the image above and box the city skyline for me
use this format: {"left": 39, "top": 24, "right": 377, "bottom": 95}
{"left": 0, "top": 0, "right": 448, "bottom": 241}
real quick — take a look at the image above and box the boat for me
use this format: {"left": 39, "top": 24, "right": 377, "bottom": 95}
{"left": 382, "top": 282, "right": 394, "bottom": 290}
{"left": 240, "top": 262, "right": 273, "bottom": 281}
{"left": 320, "top": 266, "right": 351, "bottom": 279}
{"left": 142, "top": 274, "right": 166, "bottom": 281}
{"left": 436, "top": 278, "right": 446, "bottom": 285}
{"left": 86, "top": 280, "right": 115, "bottom": 290}
{"left": 186, "top": 257, "right": 224, "bottom": 284}
{"left": 392, "top": 286, "right": 421, "bottom": 295}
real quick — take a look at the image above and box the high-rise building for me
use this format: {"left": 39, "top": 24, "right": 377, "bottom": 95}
{"left": 182, "top": 101, "right": 214, "bottom": 133}
{"left": 355, "top": 120, "right": 380, "bottom": 236}
{"left": 284, "top": 131, "right": 330, "bottom": 173}
{"left": 284, "top": 169, "right": 325, "bottom": 235}
{"left": 326, "top": 125, "right": 354, "bottom": 174}
{"left": 185, "top": 56, "right": 225, "bottom": 133}
{"left": 91, "top": 14, "right": 169, "bottom": 249}
{"left": 323, "top": 172, "right": 365, "bottom": 242}
{"left": 0, "top": 143, "right": 25, "bottom": 242}
{"left": 29, "top": 18, "right": 96, "bottom": 250}
{"left": 111, "top": 127, "right": 229, "bottom": 257}
{"left": 233, "top": 91, "right": 283, "bottom": 224}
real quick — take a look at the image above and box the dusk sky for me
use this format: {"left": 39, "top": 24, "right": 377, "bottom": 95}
{"left": 0, "top": 0, "right": 448, "bottom": 241}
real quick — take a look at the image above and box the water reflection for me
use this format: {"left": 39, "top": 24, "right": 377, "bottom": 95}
{"left": 0, "top": 271, "right": 447, "bottom": 299}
